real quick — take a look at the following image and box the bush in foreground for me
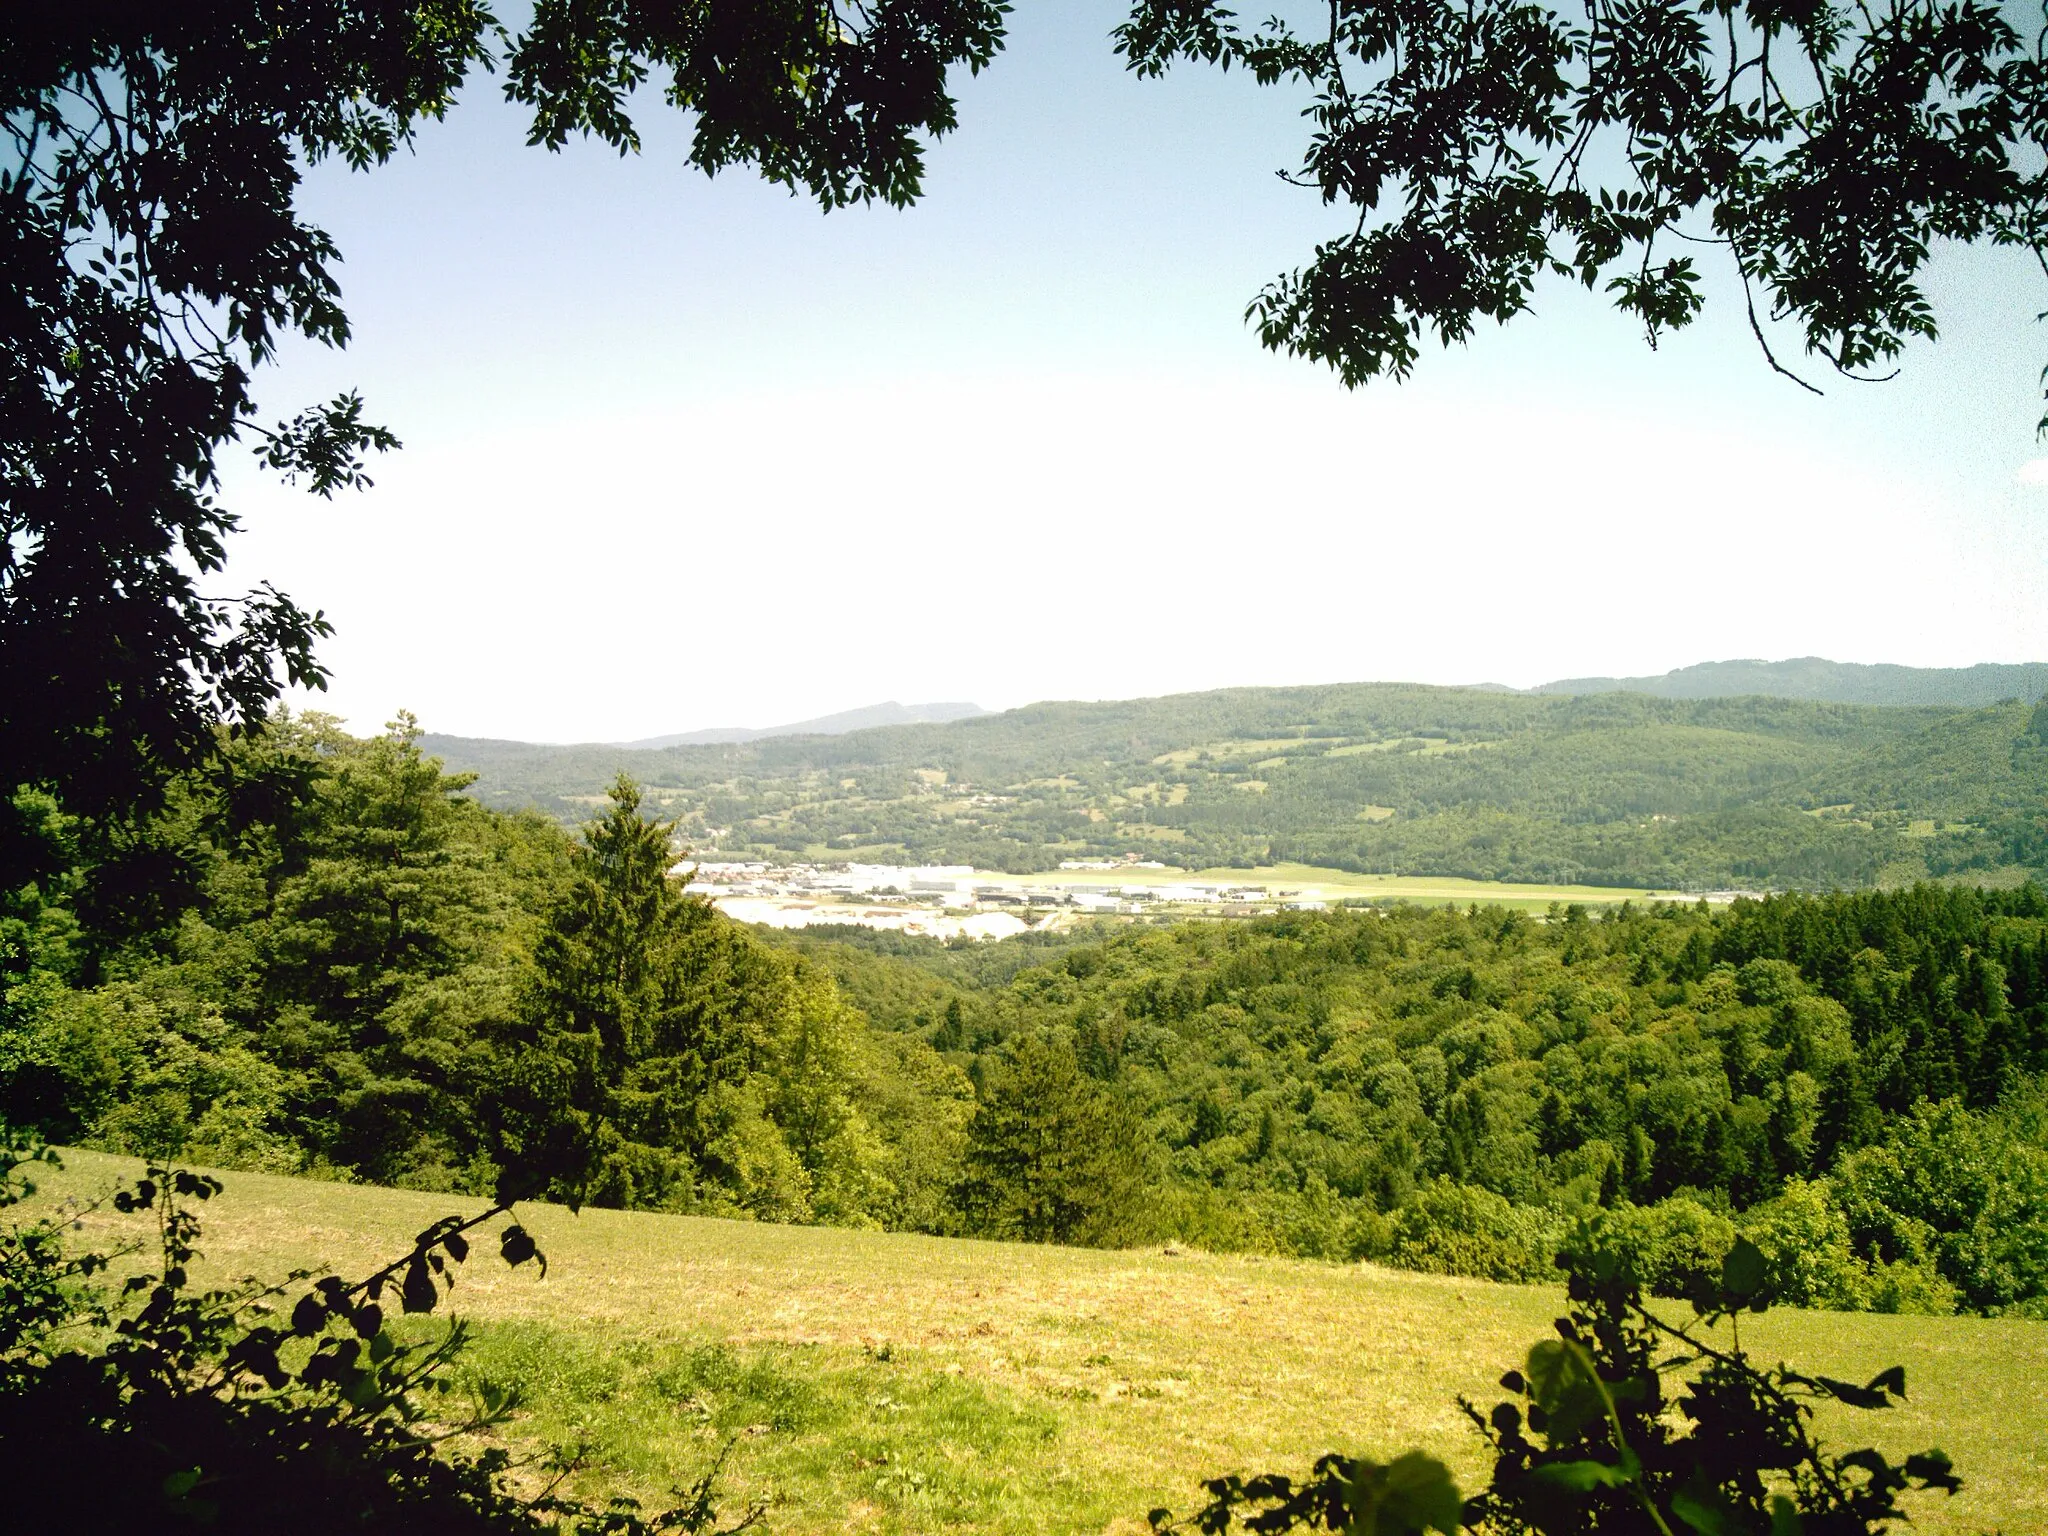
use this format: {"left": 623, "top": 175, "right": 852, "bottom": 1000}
{"left": 1155, "top": 1219, "right": 1965, "bottom": 1536}
{"left": 0, "top": 1130, "right": 751, "bottom": 1534}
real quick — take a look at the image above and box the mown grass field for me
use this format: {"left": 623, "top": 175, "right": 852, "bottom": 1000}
{"left": 28, "top": 1151, "right": 2047, "bottom": 1535}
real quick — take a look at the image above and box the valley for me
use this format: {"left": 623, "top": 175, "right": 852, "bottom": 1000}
{"left": 687, "top": 856, "right": 1675, "bottom": 938}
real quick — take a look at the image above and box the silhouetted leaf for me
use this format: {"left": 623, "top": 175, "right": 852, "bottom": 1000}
{"left": 1526, "top": 1460, "right": 1632, "bottom": 1492}
{"left": 1802, "top": 1374, "right": 1893, "bottom": 1410}
{"left": 1349, "top": 1452, "right": 1462, "bottom": 1535}
{"left": 1720, "top": 1238, "right": 1769, "bottom": 1305}
{"left": 400, "top": 1258, "right": 438, "bottom": 1314}
{"left": 1904, "top": 1451, "right": 1961, "bottom": 1493}
{"left": 1673, "top": 1471, "right": 1744, "bottom": 1535}
{"left": 499, "top": 1224, "right": 542, "bottom": 1274}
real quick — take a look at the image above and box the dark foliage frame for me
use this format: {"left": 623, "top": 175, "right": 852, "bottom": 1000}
{"left": 0, "top": 0, "right": 1009, "bottom": 895}
{"left": 1115, "top": 0, "right": 2048, "bottom": 406}
{"left": 0, "top": 1127, "right": 758, "bottom": 1533}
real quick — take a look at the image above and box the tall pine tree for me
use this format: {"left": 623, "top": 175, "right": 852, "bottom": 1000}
{"left": 484, "top": 775, "right": 711, "bottom": 1205}
{"left": 957, "top": 1032, "right": 1154, "bottom": 1246}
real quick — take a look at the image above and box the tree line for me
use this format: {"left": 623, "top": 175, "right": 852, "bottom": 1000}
{"left": 797, "top": 882, "right": 2048, "bottom": 1316}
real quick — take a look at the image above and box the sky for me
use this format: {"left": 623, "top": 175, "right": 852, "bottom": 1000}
{"left": 222, "top": 0, "right": 2048, "bottom": 744}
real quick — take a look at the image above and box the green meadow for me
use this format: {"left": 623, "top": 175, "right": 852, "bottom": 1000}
{"left": 1006, "top": 861, "right": 1666, "bottom": 910}
{"left": 31, "top": 1151, "right": 2048, "bottom": 1536}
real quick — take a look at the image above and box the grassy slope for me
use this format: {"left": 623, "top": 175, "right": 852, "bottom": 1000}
{"left": 30, "top": 1152, "right": 2047, "bottom": 1535}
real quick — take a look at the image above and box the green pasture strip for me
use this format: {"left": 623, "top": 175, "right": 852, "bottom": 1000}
{"left": 25, "top": 1151, "right": 2046, "bottom": 1535}
{"left": 1004, "top": 862, "right": 1663, "bottom": 908}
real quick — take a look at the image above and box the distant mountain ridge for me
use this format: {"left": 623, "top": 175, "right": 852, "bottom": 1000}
{"left": 1533, "top": 657, "right": 2048, "bottom": 707}
{"left": 614, "top": 700, "right": 986, "bottom": 750}
{"left": 417, "top": 663, "right": 2048, "bottom": 893}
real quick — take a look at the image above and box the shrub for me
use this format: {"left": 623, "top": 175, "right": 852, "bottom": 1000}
{"left": 1864, "top": 1259, "right": 1959, "bottom": 1317}
{"left": 1595, "top": 1196, "right": 1736, "bottom": 1300}
{"left": 1153, "top": 1224, "right": 1964, "bottom": 1536}
{"left": 1370, "top": 1181, "right": 1560, "bottom": 1284}
{"left": 1737, "top": 1177, "right": 1871, "bottom": 1309}
{"left": 1830, "top": 1094, "right": 2048, "bottom": 1313}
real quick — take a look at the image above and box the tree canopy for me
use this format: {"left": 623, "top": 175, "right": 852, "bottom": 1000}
{"left": 1119, "top": 0, "right": 2048, "bottom": 401}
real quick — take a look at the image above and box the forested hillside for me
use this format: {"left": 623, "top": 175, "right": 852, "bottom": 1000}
{"left": 424, "top": 683, "right": 2048, "bottom": 889}
{"left": 7, "top": 718, "right": 2045, "bottom": 1317}
{"left": 0, "top": 717, "right": 971, "bottom": 1227}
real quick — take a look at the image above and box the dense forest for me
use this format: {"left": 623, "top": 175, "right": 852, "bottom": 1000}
{"left": 779, "top": 890, "right": 2048, "bottom": 1315}
{"left": 6, "top": 719, "right": 2045, "bottom": 1317}
{"left": 425, "top": 682, "right": 2048, "bottom": 890}
{"left": 0, "top": 715, "right": 971, "bottom": 1230}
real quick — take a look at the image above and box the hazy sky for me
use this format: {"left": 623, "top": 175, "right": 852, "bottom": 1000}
{"left": 223, "top": 0, "right": 2048, "bottom": 743}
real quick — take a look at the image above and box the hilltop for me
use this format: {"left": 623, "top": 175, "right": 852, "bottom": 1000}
{"left": 420, "top": 674, "right": 2048, "bottom": 891}
{"left": 616, "top": 700, "right": 987, "bottom": 750}
{"left": 1533, "top": 657, "right": 2048, "bottom": 707}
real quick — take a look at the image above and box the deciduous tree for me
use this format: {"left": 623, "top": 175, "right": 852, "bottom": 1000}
{"left": 1117, "top": 0, "right": 2048, "bottom": 412}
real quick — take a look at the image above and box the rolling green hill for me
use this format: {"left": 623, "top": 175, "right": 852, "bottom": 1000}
{"left": 421, "top": 683, "right": 2048, "bottom": 891}
{"left": 1535, "top": 657, "right": 2048, "bottom": 706}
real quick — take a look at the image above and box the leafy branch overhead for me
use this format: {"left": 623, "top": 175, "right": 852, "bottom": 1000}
{"left": 1115, "top": 0, "right": 2048, "bottom": 405}
{"left": 510, "top": 0, "right": 1011, "bottom": 208}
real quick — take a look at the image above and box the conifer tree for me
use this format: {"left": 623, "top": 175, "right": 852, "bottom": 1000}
{"left": 957, "top": 1032, "right": 1154, "bottom": 1246}
{"left": 482, "top": 776, "right": 893, "bottom": 1217}
{"left": 529, "top": 775, "right": 695, "bottom": 1078}
{"left": 485, "top": 775, "right": 707, "bottom": 1205}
